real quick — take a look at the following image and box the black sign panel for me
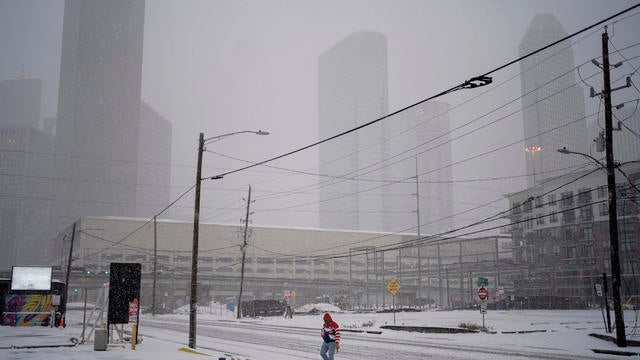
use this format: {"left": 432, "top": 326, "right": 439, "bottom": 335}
{"left": 107, "top": 263, "right": 141, "bottom": 324}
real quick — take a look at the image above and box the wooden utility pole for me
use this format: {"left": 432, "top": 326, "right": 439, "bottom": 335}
{"left": 64, "top": 222, "right": 76, "bottom": 316}
{"left": 601, "top": 27, "right": 626, "bottom": 347}
{"left": 237, "top": 185, "right": 252, "bottom": 319}
{"left": 189, "top": 132, "right": 204, "bottom": 349}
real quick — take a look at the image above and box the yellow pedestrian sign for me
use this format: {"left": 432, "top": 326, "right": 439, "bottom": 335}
{"left": 386, "top": 277, "right": 401, "bottom": 296}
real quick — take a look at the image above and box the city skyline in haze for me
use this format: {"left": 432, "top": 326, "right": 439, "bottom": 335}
{"left": 1, "top": 1, "right": 639, "bottom": 242}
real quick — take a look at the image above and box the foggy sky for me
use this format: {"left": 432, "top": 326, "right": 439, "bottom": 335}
{"left": 2, "top": 0, "right": 639, "bottom": 234}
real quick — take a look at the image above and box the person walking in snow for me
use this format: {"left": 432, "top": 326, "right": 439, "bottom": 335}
{"left": 320, "top": 312, "right": 341, "bottom": 360}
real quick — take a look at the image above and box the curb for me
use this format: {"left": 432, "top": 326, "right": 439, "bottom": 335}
{"left": 179, "top": 346, "right": 211, "bottom": 356}
{"left": 380, "top": 325, "right": 477, "bottom": 334}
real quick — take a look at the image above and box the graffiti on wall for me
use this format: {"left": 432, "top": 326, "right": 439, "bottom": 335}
{"left": 2, "top": 294, "right": 56, "bottom": 326}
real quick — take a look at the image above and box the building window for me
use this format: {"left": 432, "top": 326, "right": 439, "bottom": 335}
{"left": 597, "top": 185, "right": 607, "bottom": 199}
{"left": 577, "top": 188, "right": 592, "bottom": 204}
{"left": 623, "top": 259, "right": 638, "bottom": 275}
{"left": 579, "top": 206, "right": 593, "bottom": 222}
{"left": 565, "top": 228, "right": 574, "bottom": 241}
{"left": 619, "top": 218, "right": 635, "bottom": 245}
{"left": 566, "top": 246, "right": 576, "bottom": 258}
{"left": 562, "top": 209, "right": 575, "bottom": 223}
{"left": 552, "top": 245, "right": 560, "bottom": 256}
{"left": 548, "top": 194, "right": 557, "bottom": 206}
{"left": 599, "top": 203, "right": 608, "bottom": 216}
{"left": 550, "top": 212, "right": 558, "bottom": 223}
{"left": 536, "top": 214, "right": 545, "bottom": 225}
{"left": 618, "top": 200, "right": 634, "bottom": 216}
{"left": 561, "top": 191, "right": 574, "bottom": 207}
{"left": 535, "top": 196, "right": 544, "bottom": 208}
{"left": 524, "top": 216, "right": 534, "bottom": 229}
{"left": 621, "top": 239, "right": 636, "bottom": 252}
{"left": 523, "top": 200, "right": 533, "bottom": 213}
{"left": 582, "top": 227, "right": 594, "bottom": 240}
{"left": 581, "top": 244, "right": 594, "bottom": 257}
{"left": 512, "top": 202, "right": 522, "bottom": 216}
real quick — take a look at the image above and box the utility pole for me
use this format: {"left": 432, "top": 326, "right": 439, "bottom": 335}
{"left": 601, "top": 27, "right": 626, "bottom": 347}
{"left": 414, "top": 157, "right": 422, "bottom": 304}
{"left": 237, "top": 185, "right": 252, "bottom": 319}
{"left": 189, "top": 132, "right": 204, "bottom": 349}
{"left": 152, "top": 215, "right": 157, "bottom": 316}
{"left": 64, "top": 222, "right": 76, "bottom": 316}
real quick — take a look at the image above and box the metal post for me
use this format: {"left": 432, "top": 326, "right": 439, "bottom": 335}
{"left": 602, "top": 28, "right": 626, "bottom": 347}
{"left": 152, "top": 215, "right": 157, "bottom": 316}
{"left": 415, "top": 157, "right": 422, "bottom": 304}
{"left": 189, "top": 133, "right": 204, "bottom": 349}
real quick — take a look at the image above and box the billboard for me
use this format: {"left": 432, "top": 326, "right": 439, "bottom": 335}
{"left": 108, "top": 263, "right": 141, "bottom": 324}
{"left": 10, "top": 266, "right": 52, "bottom": 291}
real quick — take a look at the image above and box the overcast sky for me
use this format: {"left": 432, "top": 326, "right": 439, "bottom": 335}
{"left": 2, "top": 0, "right": 639, "bottom": 233}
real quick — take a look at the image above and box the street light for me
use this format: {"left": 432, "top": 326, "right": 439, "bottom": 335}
{"left": 189, "top": 130, "right": 269, "bottom": 350}
{"left": 557, "top": 146, "right": 626, "bottom": 346}
{"left": 524, "top": 146, "right": 542, "bottom": 185}
{"left": 557, "top": 147, "right": 605, "bottom": 168}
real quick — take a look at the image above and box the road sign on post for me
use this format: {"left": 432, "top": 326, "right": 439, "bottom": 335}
{"left": 386, "top": 278, "right": 401, "bottom": 325}
{"left": 477, "top": 277, "right": 488, "bottom": 287}
{"left": 477, "top": 287, "right": 488, "bottom": 301}
{"left": 386, "top": 277, "right": 401, "bottom": 296}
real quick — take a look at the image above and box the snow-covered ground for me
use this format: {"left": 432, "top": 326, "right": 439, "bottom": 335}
{"left": 1, "top": 303, "right": 639, "bottom": 359}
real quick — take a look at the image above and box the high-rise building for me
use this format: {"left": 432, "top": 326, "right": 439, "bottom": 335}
{"left": 53, "top": 0, "right": 146, "bottom": 233}
{"left": 318, "top": 32, "right": 391, "bottom": 232}
{"left": 136, "top": 101, "right": 172, "bottom": 218}
{"left": 0, "top": 78, "right": 55, "bottom": 268}
{"left": 318, "top": 33, "right": 455, "bottom": 234}
{"left": 519, "top": 13, "right": 588, "bottom": 187}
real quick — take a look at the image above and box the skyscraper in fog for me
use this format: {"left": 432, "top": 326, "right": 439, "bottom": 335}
{"left": 0, "top": 78, "right": 54, "bottom": 268}
{"left": 136, "top": 101, "right": 172, "bottom": 217}
{"left": 54, "top": 0, "right": 170, "bottom": 236}
{"left": 318, "top": 32, "right": 455, "bottom": 234}
{"left": 519, "top": 13, "right": 587, "bottom": 186}
{"left": 318, "top": 32, "right": 391, "bottom": 232}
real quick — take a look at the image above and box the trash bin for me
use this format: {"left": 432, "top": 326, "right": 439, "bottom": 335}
{"left": 94, "top": 329, "right": 108, "bottom": 351}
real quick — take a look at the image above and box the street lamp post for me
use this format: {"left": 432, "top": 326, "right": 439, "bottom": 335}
{"left": 557, "top": 145, "right": 626, "bottom": 347}
{"left": 189, "top": 130, "right": 269, "bottom": 349}
{"left": 524, "top": 146, "right": 542, "bottom": 185}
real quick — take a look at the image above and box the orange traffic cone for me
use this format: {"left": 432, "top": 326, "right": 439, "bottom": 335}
{"left": 59, "top": 314, "right": 65, "bottom": 328}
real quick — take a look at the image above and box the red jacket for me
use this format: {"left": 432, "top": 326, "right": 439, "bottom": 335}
{"left": 321, "top": 313, "right": 341, "bottom": 344}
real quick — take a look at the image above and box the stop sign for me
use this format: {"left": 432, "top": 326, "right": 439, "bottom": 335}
{"left": 477, "top": 286, "right": 488, "bottom": 301}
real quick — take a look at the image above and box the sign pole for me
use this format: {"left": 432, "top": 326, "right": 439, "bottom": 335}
{"left": 393, "top": 295, "right": 396, "bottom": 325}
{"left": 385, "top": 277, "right": 401, "bottom": 326}
{"left": 477, "top": 284, "right": 488, "bottom": 329}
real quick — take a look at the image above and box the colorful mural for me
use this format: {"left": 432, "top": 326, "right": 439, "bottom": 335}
{"left": 2, "top": 294, "right": 57, "bottom": 326}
